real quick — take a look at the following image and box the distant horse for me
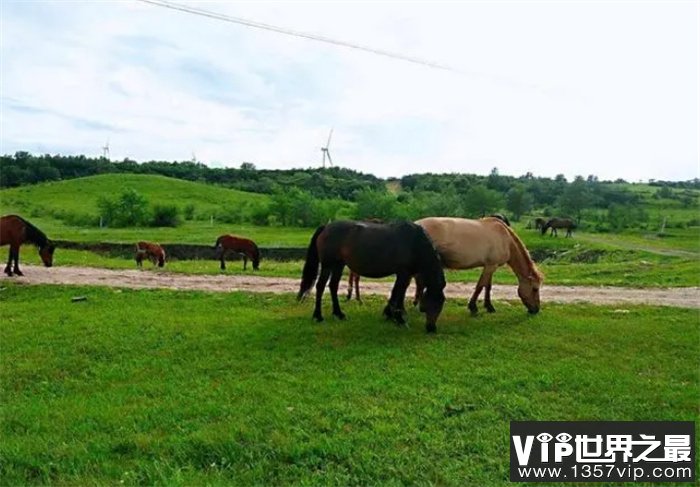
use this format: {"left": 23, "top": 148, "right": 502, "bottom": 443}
{"left": 533, "top": 217, "right": 546, "bottom": 231}
{"left": 135, "top": 241, "right": 166, "bottom": 268}
{"left": 541, "top": 218, "right": 576, "bottom": 237}
{"left": 298, "top": 220, "right": 446, "bottom": 333}
{"left": 215, "top": 235, "right": 260, "bottom": 270}
{"left": 414, "top": 217, "right": 543, "bottom": 314}
{"left": 0, "top": 214, "right": 55, "bottom": 276}
{"left": 346, "top": 218, "right": 384, "bottom": 302}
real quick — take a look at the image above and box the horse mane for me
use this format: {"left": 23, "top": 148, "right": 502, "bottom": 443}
{"left": 503, "top": 224, "right": 544, "bottom": 282}
{"left": 411, "top": 223, "right": 446, "bottom": 290}
{"left": 14, "top": 215, "right": 49, "bottom": 248}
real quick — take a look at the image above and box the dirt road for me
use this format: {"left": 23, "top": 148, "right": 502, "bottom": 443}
{"left": 3, "top": 265, "right": 699, "bottom": 308}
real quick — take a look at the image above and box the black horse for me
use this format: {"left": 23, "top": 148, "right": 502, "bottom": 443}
{"left": 541, "top": 217, "right": 577, "bottom": 237}
{"left": 298, "top": 220, "right": 446, "bottom": 333}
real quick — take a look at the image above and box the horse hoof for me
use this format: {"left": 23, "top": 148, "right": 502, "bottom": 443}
{"left": 426, "top": 323, "right": 437, "bottom": 333}
{"left": 14, "top": 270, "right": 23, "bottom": 277}
{"left": 334, "top": 312, "right": 346, "bottom": 320}
{"left": 468, "top": 305, "right": 478, "bottom": 316}
{"left": 485, "top": 306, "right": 496, "bottom": 313}
{"left": 382, "top": 305, "right": 393, "bottom": 320}
{"left": 313, "top": 315, "right": 324, "bottom": 322}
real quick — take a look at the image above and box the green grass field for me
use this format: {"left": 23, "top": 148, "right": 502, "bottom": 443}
{"left": 1, "top": 285, "right": 698, "bottom": 485}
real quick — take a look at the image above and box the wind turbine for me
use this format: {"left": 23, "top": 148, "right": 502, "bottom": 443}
{"left": 101, "top": 140, "right": 110, "bottom": 160}
{"left": 321, "top": 128, "right": 334, "bottom": 168}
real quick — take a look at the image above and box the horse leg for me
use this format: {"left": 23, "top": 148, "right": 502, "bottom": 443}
{"left": 346, "top": 273, "right": 354, "bottom": 301}
{"left": 329, "top": 264, "right": 346, "bottom": 320}
{"left": 355, "top": 275, "right": 362, "bottom": 304}
{"left": 12, "top": 245, "right": 23, "bottom": 276}
{"left": 313, "top": 265, "right": 332, "bottom": 322}
{"left": 478, "top": 266, "right": 497, "bottom": 313}
{"left": 468, "top": 268, "right": 492, "bottom": 315}
{"left": 4, "top": 246, "right": 13, "bottom": 276}
{"left": 243, "top": 255, "right": 248, "bottom": 271}
{"left": 413, "top": 274, "right": 425, "bottom": 306}
{"left": 220, "top": 250, "right": 226, "bottom": 271}
{"left": 386, "top": 273, "right": 411, "bottom": 326}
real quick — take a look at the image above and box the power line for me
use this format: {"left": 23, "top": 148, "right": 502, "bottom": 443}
{"left": 136, "top": 0, "right": 456, "bottom": 72}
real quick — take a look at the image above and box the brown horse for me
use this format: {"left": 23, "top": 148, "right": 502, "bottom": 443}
{"left": 541, "top": 217, "right": 576, "bottom": 237}
{"left": 135, "top": 241, "right": 166, "bottom": 268}
{"left": 298, "top": 220, "right": 446, "bottom": 332}
{"left": 215, "top": 235, "right": 260, "bottom": 270}
{"left": 414, "top": 217, "right": 544, "bottom": 314}
{"left": 0, "top": 214, "right": 55, "bottom": 276}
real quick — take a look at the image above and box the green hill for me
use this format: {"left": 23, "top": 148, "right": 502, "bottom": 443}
{"left": 0, "top": 174, "right": 318, "bottom": 246}
{"left": 0, "top": 173, "right": 268, "bottom": 217}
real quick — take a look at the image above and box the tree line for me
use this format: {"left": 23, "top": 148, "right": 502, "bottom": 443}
{"left": 2, "top": 152, "right": 698, "bottom": 231}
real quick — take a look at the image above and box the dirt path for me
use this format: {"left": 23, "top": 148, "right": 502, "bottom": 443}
{"left": 4, "top": 265, "right": 699, "bottom": 309}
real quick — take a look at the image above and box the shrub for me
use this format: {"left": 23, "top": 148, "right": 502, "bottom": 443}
{"left": 183, "top": 204, "right": 196, "bottom": 221}
{"left": 150, "top": 204, "right": 181, "bottom": 227}
{"left": 97, "top": 188, "right": 150, "bottom": 227}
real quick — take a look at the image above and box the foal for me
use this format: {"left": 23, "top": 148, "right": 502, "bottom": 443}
{"left": 135, "top": 241, "right": 166, "bottom": 268}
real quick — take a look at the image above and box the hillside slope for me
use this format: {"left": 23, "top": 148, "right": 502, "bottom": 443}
{"left": 0, "top": 173, "right": 268, "bottom": 216}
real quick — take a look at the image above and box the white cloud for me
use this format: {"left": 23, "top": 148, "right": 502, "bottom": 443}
{"left": 0, "top": 0, "right": 697, "bottom": 181}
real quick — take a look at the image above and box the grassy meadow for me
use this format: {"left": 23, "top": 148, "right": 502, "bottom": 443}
{"left": 1, "top": 285, "right": 698, "bottom": 485}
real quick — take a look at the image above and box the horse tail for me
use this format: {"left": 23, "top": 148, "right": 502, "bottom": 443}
{"left": 297, "top": 225, "right": 325, "bottom": 301}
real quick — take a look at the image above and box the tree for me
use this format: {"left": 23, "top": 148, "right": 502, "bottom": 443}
{"left": 461, "top": 184, "right": 503, "bottom": 217}
{"left": 558, "top": 176, "right": 591, "bottom": 222}
{"left": 354, "top": 189, "right": 398, "bottom": 221}
{"left": 505, "top": 185, "right": 534, "bottom": 221}
{"left": 98, "top": 188, "right": 150, "bottom": 227}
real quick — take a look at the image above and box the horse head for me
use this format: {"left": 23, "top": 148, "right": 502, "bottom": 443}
{"left": 40, "top": 240, "right": 56, "bottom": 267}
{"left": 419, "top": 286, "right": 446, "bottom": 333}
{"left": 517, "top": 272, "right": 542, "bottom": 314}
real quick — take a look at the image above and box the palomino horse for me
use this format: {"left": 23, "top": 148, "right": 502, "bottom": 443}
{"left": 135, "top": 241, "right": 166, "bottom": 268}
{"left": 215, "top": 235, "right": 260, "bottom": 270}
{"left": 298, "top": 220, "right": 446, "bottom": 332}
{"left": 0, "top": 214, "right": 55, "bottom": 276}
{"left": 541, "top": 218, "right": 576, "bottom": 237}
{"left": 414, "top": 217, "right": 543, "bottom": 314}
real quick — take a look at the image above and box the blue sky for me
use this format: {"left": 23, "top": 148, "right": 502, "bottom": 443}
{"left": 1, "top": 0, "right": 698, "bottom": 181}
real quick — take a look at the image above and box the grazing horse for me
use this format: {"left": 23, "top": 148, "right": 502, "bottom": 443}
{"left": 533, "top": 217, "right": 546, "bottom": 231}
{"left": 215, "top": 234, "right": 260, "bottom": 270}
{"left": 414, "top": 217, "right": 543, "bottom": 315}
{"left": 541, "top": 217, "right": 576, "bottom": 237}
{"left": 298, "top": 220, "right": 446, "bottom": 333}
{"left": 0, "top": 214, "right": 55, "bottom": 276}
{"left": 135, "top": 241, "right": 166, "bottom": 268}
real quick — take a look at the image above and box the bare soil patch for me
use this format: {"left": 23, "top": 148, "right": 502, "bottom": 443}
{"left": 4, "top": 265, "right": 699, "bottom": 309}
